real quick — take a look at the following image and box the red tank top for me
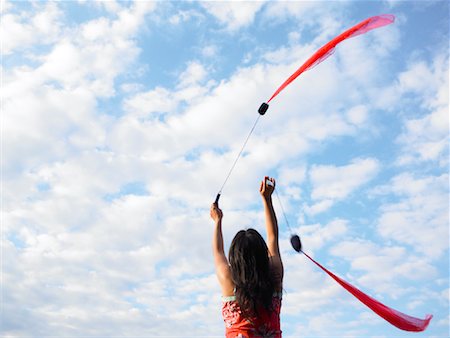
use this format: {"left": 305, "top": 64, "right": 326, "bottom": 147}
{"left": 221, "top": 293, "right": 282, "bottom": 338}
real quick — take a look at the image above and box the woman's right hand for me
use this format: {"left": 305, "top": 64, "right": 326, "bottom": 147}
{"left": 210, "top": 203, "right": 223, "bottom": 223}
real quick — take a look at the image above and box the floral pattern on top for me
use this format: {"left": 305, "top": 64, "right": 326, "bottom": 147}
{"left": 222, "top": 295, "right": 282, "bottom": 338}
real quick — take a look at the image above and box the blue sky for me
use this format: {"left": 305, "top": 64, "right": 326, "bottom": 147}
{"left": 2, "top": 0, "right": 449, "bottom": 337}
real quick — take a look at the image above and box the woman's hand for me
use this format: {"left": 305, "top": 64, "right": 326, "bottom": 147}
{"left": 260, "top": 176, "right": 275, "bottom": 200}
{"left": 210, "top": 203, "right": 223, "bottom": 223}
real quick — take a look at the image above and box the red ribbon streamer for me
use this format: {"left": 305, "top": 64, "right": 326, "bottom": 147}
{"left": 267, "top": 14, "right": 395, "bottom": 103}
{"left": 302, "top": 251, "right": 433, "bottom": 332}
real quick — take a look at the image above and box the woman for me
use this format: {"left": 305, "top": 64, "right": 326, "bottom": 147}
{"left": 210, "top": 176, "right": 283, "bottom": 338}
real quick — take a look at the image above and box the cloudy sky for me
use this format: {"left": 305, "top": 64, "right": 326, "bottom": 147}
{"left": 2, "top": 0, "right": 449, "bottom": 337}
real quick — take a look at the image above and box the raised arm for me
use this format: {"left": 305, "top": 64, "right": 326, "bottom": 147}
{"left": 210, "top": 203, "right": 234, "bottom": 296}
{"left": 260, "top": 176, "right": 284, "bottom": 290}
{"left": 260, "top": 177, "right": 280, "bottom": 256}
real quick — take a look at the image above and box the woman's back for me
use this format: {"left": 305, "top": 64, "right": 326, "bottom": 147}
{"left": 222, "top": 292, "right": 282, "bottom": 338}
{"left": 211, "top": 177, "right": 283, "bottom": 338}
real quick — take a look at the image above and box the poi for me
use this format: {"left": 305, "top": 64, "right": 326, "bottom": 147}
{"left": 289, "top": 234, "right": 432, "bottom": 332}
{"left": 214, "top": 14, "right": 433, "bottom": 331}
{"left": 216, "top": 14, "right": 396, "bottom": 202}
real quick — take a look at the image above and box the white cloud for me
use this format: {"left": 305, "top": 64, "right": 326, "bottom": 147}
{"left": 3, "top": 83, "right": 102, "bottom": 177}
{"left": 298, "top": 219, "right": 349, "bottom": 252}
{"left": 4, "top": 187, "right": 224, "bottom": 335}
{"left": 2, "top": 2, "right": 63, "bottom": 55}
{"left": 371, "top": 54, "right": 449, "bottom": 166}
{"left": 399, "top": 56, "right": 448, "bottom": 165}
{"left": 397, "top": 94, "right": 448, "bottom": 166}
{"left": 177, "top": 61, "right": 209, "bottom": 88}
{"left": 278, "top": 164, "right": 307, "bottom": 190}
{"left": 109, "top": 62, "right": 271, "bottom": 173}
{"left": 3, "top": 1, "right": 158, "bottom": 180}
{"left": 346, "top": 104, "right": 369, "bottom": 126}
{"left": 306, "top": 158, "right": 380, "bottom": 215}
{"left": 375, "top": 173, "right": 449, "bottom": 259}
{"left": 96, "top": 0, "right": 123, "bottom": 14}
{"left": 305, "top": 199, "right": 334, "bottom": 215}
{"left": 200, "top": 1, "right": 264, "bottom": 31}
{"left": 264, "top": 1, "right": 340, "bottom": 29}
{"left": 201, "top": 44, "right": 219, "bottom": 58}
{"left": 168, "top": 8, "right": 204, "bottom": 26}
{"left": 123, "top": 86, "right": 177, "bottom": 118}
{"left": 330, "top": 239, "right": 438, "bottom": 298}
{"left": 113, "top": 1, "right": 157, "bottom": 36}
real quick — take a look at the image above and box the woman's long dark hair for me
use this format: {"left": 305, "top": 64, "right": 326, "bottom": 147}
{"left": 228, "top": 228, "right": 274, "bottom": 318}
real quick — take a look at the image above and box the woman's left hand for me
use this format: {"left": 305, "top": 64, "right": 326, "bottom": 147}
{"left": 260, "top": 176, "right": 275, "bottom": 200}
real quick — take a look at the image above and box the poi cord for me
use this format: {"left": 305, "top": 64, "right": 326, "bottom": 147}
{"left": 214, "top": 14, "right": 432, "bottom": 331}
{"left": 274, "top": 188, "right": 293, "bottom": 235}
{"left": 215, "top": 115, "right": 262, "bottom": 204}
